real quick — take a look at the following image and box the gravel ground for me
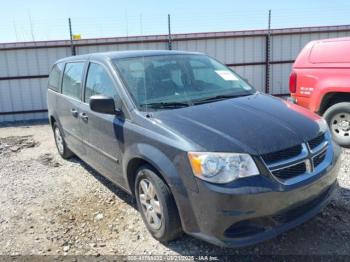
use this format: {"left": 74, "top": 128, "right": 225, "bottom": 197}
{"left": 0, "top": 123, "right": 350, "bottom": 257}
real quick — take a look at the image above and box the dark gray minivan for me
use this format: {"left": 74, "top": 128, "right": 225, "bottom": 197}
{"left": 47, "top": 50, "right": 341, "bottom": 247}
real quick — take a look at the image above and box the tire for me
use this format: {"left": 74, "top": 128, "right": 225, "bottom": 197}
{"left": 52, "top": 122, "right": 74, "bottom": 159}
{"left": 135, "top": 165, "right": 182, "bottom": 243}
{"left": 323, "top": 102, "right": 350, "bottom": 148}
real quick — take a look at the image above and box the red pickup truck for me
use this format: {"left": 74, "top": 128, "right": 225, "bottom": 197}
{"left": 290, "top": 37, "right": 350, "bottom": 147}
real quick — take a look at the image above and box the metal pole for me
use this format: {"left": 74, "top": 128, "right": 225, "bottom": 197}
{"left": 68, "top": 18, "right": 76, "bottom": 56}
{"left": 168, "top": 14, "right": 172, "bottom": 50}
{"left": 265, "top": 10, "right": 271, "bottom": 94}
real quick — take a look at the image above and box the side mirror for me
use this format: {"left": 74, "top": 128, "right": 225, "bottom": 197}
{"left": 89, "top": 95, "right": 118, "bottom": 115}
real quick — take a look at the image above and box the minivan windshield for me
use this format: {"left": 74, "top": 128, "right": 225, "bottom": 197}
{"left": 113, "top": 54, "right": 255, "bottom": 110}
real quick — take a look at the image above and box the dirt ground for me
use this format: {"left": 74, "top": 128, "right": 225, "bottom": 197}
{"left": 0, "top": 122, "right": 350, "bottom": 257}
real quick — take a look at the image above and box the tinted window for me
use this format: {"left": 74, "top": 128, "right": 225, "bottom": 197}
{"left": 85, "top": 63, "right": 118, "bottom": 103}
{"left": 62, "top": 62, "right": 85, "bottom": 100}
{"left": 48, "top": 63, "right": 64, "bottom": 92}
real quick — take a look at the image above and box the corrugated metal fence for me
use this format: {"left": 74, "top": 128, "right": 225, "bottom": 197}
{"left": 1, "top": 25, "right": 350, "bottom": 122}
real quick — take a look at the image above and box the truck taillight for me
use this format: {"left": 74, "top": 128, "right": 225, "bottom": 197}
{"left": 289, "top": 71, "right": 297, "bottom": 93}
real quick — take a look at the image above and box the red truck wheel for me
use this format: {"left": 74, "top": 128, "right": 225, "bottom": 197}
{"left": 324, "top": 102, "right": 350, "bottom": 148}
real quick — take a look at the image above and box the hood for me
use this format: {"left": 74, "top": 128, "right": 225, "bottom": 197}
{"left": 151, "top": 93, "right": 322, "bottom": 155}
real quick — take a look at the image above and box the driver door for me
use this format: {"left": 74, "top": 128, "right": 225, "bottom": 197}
{"left": 79, "top": 62, "right": 124, "bottom": 185}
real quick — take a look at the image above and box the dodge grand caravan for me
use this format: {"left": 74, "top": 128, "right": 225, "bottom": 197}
{"left": 47, "top": 50, "right": 341, "bottom": 247}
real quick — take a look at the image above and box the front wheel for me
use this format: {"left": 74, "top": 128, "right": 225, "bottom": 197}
{"left": 135, "top": 165, "right": 182, "bottom": 243}
{"left": 323, "top": 102, "right": 350, "bottom": 148}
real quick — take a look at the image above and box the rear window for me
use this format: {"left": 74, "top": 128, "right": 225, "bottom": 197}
{"left": 310, "top": 40, "right": 350, "bottom": 63}
{"left": 62, "top": 62, "right": 85, "bottom": 100}
{"left": 48, "top": 63, "right": 64, "bottom": 92}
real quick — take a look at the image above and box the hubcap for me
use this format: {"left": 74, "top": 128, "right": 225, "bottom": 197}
{"left": 138, "top": 178, "right": 162, "bottom": 230}
{"left": 331, "top": 113, "right": 350, "bottom": 138}
{"left": 54, "top": 127, "right": 64, "bottom": 154}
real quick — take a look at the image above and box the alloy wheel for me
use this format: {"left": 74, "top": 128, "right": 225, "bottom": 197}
{"left": 138, "top": 178, "right": 162, "bottom": 230}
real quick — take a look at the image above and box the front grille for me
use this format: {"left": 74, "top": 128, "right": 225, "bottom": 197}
{"left": 314, "top": 150, "right": 327, "bottom": 168}
{"left": 262, "top": 132, "right": 329, "bottom": 183}
{"left": 272, "top": 162, "right": 306, "bottom": 180}
{"left": 261, "top": 145, "right": 302, "bottom": 165}
{"left": 308, "top": 133, "right": 325, "bottom": 150}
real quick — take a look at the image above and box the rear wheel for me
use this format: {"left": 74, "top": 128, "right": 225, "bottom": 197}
{"left": 323, "top": 102, "right": 350, "bottom": 148}
{"left": 53, "top": 122, "right": 74, "bottom": 159}
{"left": 135, "top": 165, "right": 182, "bottom": 243}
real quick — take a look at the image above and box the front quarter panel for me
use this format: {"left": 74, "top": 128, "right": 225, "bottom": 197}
{"left": 121, "top": 118, "right": 199, "bottom": 194}
{"left": 121, "top": 118, "right": 201, "bottom": 232}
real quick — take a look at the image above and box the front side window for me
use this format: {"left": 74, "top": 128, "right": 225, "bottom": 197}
{"left": 113, "top": 54, "right": 254, "bottom": 110}
{"left": 85, "top": 63, "right": 118, "bottom": 103}
{"left": 48, "top": 63, "right": 64, "bottom": 92}
{"left": 62, "top": 62, "right": 85, "bottom": 100}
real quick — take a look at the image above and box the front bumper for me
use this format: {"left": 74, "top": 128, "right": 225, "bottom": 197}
{"left": 182, "top": 145, "right": 342, "bottom": 248}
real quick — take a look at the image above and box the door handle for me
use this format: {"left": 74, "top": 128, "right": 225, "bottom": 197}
{"left": 80, "top": 112, "right": 88, "bottom": 121}
{"left": 71, "top": 108, "right": 78, "bottom": 117}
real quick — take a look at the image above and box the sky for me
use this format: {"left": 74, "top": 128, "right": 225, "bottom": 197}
{"left": 1, "top": 0, "right": 350, "bottom": 43}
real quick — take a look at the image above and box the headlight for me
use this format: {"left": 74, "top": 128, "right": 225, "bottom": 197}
{"left": 188, "top": 152, "right": 259, "bottom": 184}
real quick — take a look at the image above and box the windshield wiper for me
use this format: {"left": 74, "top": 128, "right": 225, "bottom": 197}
{"left": 192, "top": 93, "right": 251, "bottom": 105}
{"left": 140, "top": 101, "right": 190, "bottom": 109}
